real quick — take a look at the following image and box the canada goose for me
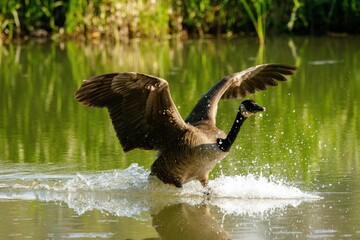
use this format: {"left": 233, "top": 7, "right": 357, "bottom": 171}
{"left": 75, "top": 64, "right": 298, "bottom": 188}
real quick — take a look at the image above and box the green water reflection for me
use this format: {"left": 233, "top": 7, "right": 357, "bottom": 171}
{"left": 1, "top": 38, "right": 359, "bottom": 182}
{"left": 0, "top": 37, "right": 360, "bottom": 239}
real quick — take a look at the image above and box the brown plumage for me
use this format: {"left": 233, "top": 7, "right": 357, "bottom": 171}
{"left": 75, "top": 64, "right": 298, "bottom": 187}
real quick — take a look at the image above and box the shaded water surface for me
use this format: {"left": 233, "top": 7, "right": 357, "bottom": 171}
{"left": 0, "top": 37, "right": 359, "bottom": 239}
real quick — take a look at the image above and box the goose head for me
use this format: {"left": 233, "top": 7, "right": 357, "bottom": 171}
{"left": 239, "top": 100, "right": 265, "bottom": 118}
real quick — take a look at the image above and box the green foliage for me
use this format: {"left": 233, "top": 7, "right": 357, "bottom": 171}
{"left": 286, "top": 0, "right": 360, "bottom": 34}
{"left": 183, "top": 0, "right": 215, "bottom": 36}
{"left": 138, "top": 0, "right": 170, "bottom": 38}
{"left": 62, "top": 0, "right": 88, "bottom": 34}
{"left": 0, "top": 0, "right": 65, "bottom": 40}
{"left": 64, "top": 0, "right": 170, "bottom": 40}
{"left": 1, "top": 0, "right": 360, "bottom": 42}
{"left": 240, "top": 0, "right": 272, "bottom": 44}
{"left": 0, "top": 1, "right": 21, "bottom": 39}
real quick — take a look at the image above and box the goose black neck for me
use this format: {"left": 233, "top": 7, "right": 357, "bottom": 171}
{"left": 217, "top": 109, "right": 247, "bottom": 152}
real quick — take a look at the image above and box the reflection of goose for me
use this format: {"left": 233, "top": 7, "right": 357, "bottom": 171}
{"left": 152, "top": 203, "right": 230, "bottom": 240}
{"left": 75, "top": 64, "right": 298, "bottom": 187}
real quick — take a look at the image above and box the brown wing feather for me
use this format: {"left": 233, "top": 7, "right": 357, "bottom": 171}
{"left": 186, "top": 64, "right": 298, "bottom": 125}
{"left": 75, "top": 72, "right": 188, "bottom": 152}
{"left": 74, "top": 73, "right": 120, "bottom": 107}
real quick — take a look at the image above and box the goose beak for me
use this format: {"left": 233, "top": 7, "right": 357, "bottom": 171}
{"left": 253, "top": 103, "right": 266, "bottom": 113}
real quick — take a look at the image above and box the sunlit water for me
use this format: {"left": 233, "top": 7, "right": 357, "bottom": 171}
{"left": 1, "top": 37, "right": 359, "bottom": 239}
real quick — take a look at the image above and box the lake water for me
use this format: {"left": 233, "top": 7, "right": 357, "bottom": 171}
{"left": 0, "top": 37, "right": 359, "bottom": 239}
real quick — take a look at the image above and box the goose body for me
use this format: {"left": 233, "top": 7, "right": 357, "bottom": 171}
{"left": 151, "top": 123, "right": 228, "bottom": 187}
{"left": 75, "top": 64, "right": 298, "bottom": 187}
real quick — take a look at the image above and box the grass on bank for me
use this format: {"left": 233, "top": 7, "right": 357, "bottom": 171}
{"left": 1, "top": 0, "right": 360, "bottom": 44}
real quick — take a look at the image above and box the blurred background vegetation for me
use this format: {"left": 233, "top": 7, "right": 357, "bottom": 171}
{"left": 1, "top": 0, "right": 360, "bottom": 43}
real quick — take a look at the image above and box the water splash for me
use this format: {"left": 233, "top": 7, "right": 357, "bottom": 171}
{"left": 0, "top": 163, "right": 320, "bottom": 219}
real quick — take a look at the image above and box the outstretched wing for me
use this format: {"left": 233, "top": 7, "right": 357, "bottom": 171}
{"left": 75, "top": 72, "right": 188, "bottom": 152}
{"left": 185, "top": 64, "right": 298, "bottom": 125}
